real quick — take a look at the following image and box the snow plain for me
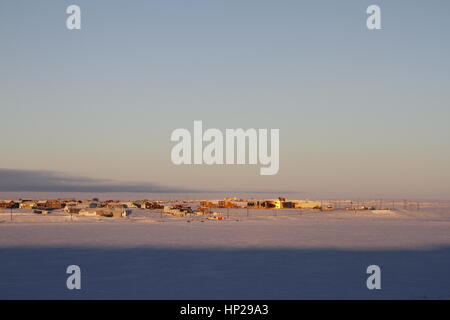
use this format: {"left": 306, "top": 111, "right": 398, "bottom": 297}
{"left": 0, "top": 205, "right": 449, "bottom": 299}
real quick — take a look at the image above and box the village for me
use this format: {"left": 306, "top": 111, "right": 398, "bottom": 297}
{"left": 0, "top": 196, "right": 415, "bottom": 223}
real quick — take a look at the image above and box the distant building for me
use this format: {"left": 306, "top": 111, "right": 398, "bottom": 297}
{"left": 218, "top": 200, "right": 235, "bottom": 208}
{"left": 106, "top": 202, "right": 127, "bottom": 209}
{"left": 141, "top": 201, "right": 163, "bottom": 209}
{"left": 19, "top": 201, "right": 37, "bottom": 209}
{"left": 45, "top": 200, "right": 63, "bottom": 209}
{"left": 261, "top": 200, "right": 281, "bottom": 209}
{"left": 163, "top": 205, "right": 192, "bottom": 217}
{"left": 282, "top": 201, "right": 294, "bottom": 208}
{"left": 200, "top": 201, "right": 215, "bottom": 207}
{"left": 78, "top": 208, "right": 131, "bottom": 218}
{"left": 122, "top": 202, "right": 139, "bottom": 209}
{"left": 0, "top": 201, "right": 17, "bottom": 209}
{"left": 293, "top": 201, "right": 321, "bottom": 209}
{"left": 230, "top": 200, "right": 247, "bottom": 208}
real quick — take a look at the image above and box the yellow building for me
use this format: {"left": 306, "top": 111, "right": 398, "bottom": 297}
{"left": 294, "top": 200, "right": 321, "bottom": 209}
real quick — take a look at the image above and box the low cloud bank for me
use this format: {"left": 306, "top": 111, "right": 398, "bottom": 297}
{"left": 0, "top": 168, "right": 195, "bottom": 193}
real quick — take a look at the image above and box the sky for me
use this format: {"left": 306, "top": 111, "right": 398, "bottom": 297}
{"left": 1, "top": 0, "right": 449, "bottom": 199}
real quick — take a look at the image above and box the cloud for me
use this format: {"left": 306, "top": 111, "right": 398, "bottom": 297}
{"left": 0, "top": 168, "right": 196, "bottom": 193}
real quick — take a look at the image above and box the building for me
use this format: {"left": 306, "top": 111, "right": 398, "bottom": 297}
{"left": 0, "top": 201, "right": 17, "bottom": 209}
{"left": 218, "top": 200, "right": 235, "bottom": 208}
{"left": 282, "top": 201, "right": 294, "bottom": 208}
{"left": 122, "top": 201, "right": 140, "bottom": 209}
{"left": 293, "top": 200, "right": 322, "bottom": 209}
{"left": 106, "top": 202, "right": 127, "bottom": 209}
{"left": 78, "top": 208, "right": 131, "bottom": 218}
{"left": 163, "top": 205, "right": 192, "bottom": 217}
{"left": 45, "top": 200, "right": 63, "bottom": 209}
{"left": 261, "top": 200, "right": 281, "bottom": 209}
{"left": 141, "top": 201, "right": 163, "bottom": 209}
{"left": 19, "top": 201, "right": 37, "bottom": 209}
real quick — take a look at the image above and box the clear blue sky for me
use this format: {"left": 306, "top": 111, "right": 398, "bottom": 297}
{"left": 1, "top": 0, "right": 449, "bottom": 199}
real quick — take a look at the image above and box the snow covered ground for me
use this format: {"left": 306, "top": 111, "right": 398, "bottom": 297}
{"left": 0, "top": 205, "right": 449, "bottom": 299}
